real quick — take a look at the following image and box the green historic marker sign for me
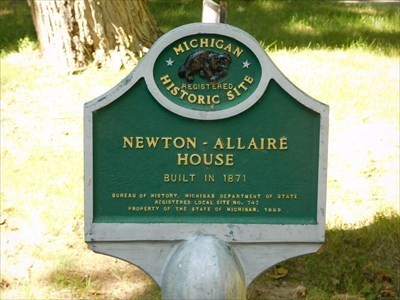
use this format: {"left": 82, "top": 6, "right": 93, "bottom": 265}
{"left": 84, "top": 24, "right": 328, "bottom": 285}
{"left": 87, "top": 27, "right": 324, "bottom": 225}
{"left": 85, "top": 24, "right": 328, "bottom": 285}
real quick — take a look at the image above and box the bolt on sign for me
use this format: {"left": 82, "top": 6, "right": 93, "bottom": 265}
{"left": 84, "top": 24, "right": 329, "bottom": 288}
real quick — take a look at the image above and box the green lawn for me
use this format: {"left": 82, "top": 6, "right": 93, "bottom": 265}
{"left": 149, "top": 0, "right": 400, "bottom": 56}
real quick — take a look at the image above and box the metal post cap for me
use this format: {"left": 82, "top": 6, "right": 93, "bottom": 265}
{"left": 162, "top": 235, "right": 246, "bottom": 299}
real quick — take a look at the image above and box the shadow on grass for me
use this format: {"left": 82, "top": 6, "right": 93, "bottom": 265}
{"left": 0, "top": 0, "right": 37, "bottom": 53}
{"left": 248, "top": 213, "right": 400, "bottom": 299}
{"left": 1, "top": 0, "right": 398, "bottom": 55}
{"left": 149, "top": 0, "right": 400, "bottom": 55}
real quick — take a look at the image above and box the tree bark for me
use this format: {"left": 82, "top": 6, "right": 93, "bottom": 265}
{"left": 28, "top": 0, "right": 162, "bottom": 72}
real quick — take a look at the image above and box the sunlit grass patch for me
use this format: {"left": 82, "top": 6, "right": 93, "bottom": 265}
{"left": 46, "top": 252, "right": 161, "bottom": 300}
{"left": 0, "top": 48, "right": 134, "bottom": 299}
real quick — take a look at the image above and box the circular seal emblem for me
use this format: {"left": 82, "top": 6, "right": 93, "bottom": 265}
{"left": 147, "top": 24, "right": 267, "bottom": 120}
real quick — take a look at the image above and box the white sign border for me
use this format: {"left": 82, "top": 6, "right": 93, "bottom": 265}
{"left": 144, "top": 24, "right": 269, "bottom": 120}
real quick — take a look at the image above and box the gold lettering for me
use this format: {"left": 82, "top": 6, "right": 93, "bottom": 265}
{"left": 173, "top": 137, "right": 186, "bottom": 149}
{"left": 238, "top": 81, "right": 248, "bottom": 91}
{"left": 171, "top": 86, "right": 180, "bottom": 96}
{"left": 215, "top": 39, "right": 224, "bottom": 49}
{"left": 237, "top": 138, "right": 245, "bottom": 150}
{"left": 226, "top": 90, "right": 235, "bottom": 101}
{"left": 203, "top": 154, "right": 213, "bottom": 166}
{"left": 226, "top": 137, "right": 235, "bottom": 149}
{"left": 123, "top": 137, "right": 133, "bottom": 148}
{"left": 198, "top": 95, "right": 205, "bottom": 105}
{"left": 172, "top": 39, "right": 243, "bottom": 57}
{"left": 164, "top": 173, "right": 196, "bottom": 182}
{"left": 215, "top": 154, "right": 225, "bottom": 166}
{"left": 213, "top": 138, "right": 224, "bottom": 149}
{"left": 200, "top": 38, "right": 208, "bottom": 48}
{"left": 177, "top": 153, "right": 189, "bottom": 165}
{"left": 223, "top": 43, "right": 232, "bottom": 53}
{"left": 233, "top": 47, "right": 244, "bottom": 58}
{"left": 177, "top": 153, "right": 234, "bottom": 166}
{"left": 146, "top": 137, "right": 159, "bottom": 148}
{"left": 267, "top": 138, "right": 277, "bottom": 150}
{"left": 260, "top": 138, "right": 265, "bottom": 150}
{"left": 280, "top": 136, "right": 288, "bottom": 150}
{"left": 160, "top": 74, "right": 171, "bottom": 85}
{"left": 172, "top": 137, "right": 197, "bottom": 149}
{"left": 190, "top": 38, "right": 198, "bottom": 48}
{"left": 162, "top": 137, "right": 173, "bottom": 149}
{"left": 247, "top": 138, "right": 258, "bottom": 150}
{"left": 173, "top": 44, "right": 185, "bottom": 55}
{"left": 166, "top": 82, "right": 175, "bottom": 91}
{"left": 210, "top": 38, "right": 215, "bottom": 48}
{"left": 188, "top": 94, "right": 197, "bottom": 103}
{"left": 190, "top": 154, "right": 202, "bottom": 165}
{"left": 212, "top": 95, "right": 220, "bottom": 104}
{"left": 135, "top": 137, "right": 144, "bottom": 148}
{"left": 180, "top": 90, "right": 189, "bottom": 99}
{"left": 186, "top": 137, "right": 197, "bottom": 149}
{"left": 183, "top": 41, "right": 190, "bottom": 51}
{"left": 225, "top": 154, "right": 234, "bottom": 166}
{"left": 244, "top": 75, "right": 254, "bottom": 84}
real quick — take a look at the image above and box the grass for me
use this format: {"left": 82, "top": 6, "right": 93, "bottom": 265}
{"left": 1, "top": 0, "right": 399, "bottom": 299}
{"left": 0, "top": 0, "right": 37, "bottom": 56}
{"left": 149, "top": 0, "right": 400, "bottom": 56}
{"left": 248, "top": 213, "right": 400, "bottom": 299}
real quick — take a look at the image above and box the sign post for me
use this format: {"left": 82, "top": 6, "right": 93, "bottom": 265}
{"left": 84, "top": 23, "right": 328, "bottom": 298}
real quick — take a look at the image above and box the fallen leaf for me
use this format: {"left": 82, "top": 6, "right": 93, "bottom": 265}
{"left": 292, "top": 285, "right": 307, "bottom": 298}
{"left": 380, "top": 289, "right": 396, "bottom": 297}
{"left": 377, "top": 270, "right": 393, "bottom": 284}
{"left": 269, "top": 266, "right": 289, "bottom": 279}
{"left": 0, "top": 279, "right": 10, "bottom": 289}
{"left": 331, "top": 278, "right": 340, "bottom": 286}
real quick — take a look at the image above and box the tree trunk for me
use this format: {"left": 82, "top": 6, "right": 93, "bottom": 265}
{"left": 28, "top": 0, "right": 162, "bottom": 72}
